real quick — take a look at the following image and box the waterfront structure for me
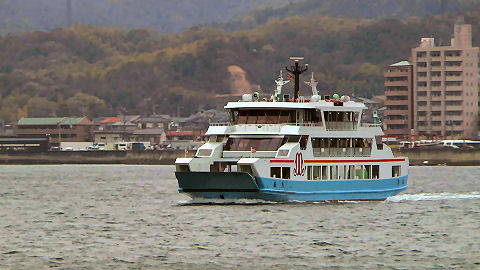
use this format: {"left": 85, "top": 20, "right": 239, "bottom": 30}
{"left": 384, "top": 61, "right": 414, "bottom": 140}
{"left": 175, "top": 59, "right": 408, "bottom": 202}
{"left": 16, "top": 117, "right": 94, "bottom": 146}
{"left": 412, "top": 18, "right": 479, "bottom": 139}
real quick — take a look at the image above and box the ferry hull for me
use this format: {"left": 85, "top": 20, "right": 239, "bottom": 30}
{"left": 176, "top": 172, "right": 408, "bottom": 202}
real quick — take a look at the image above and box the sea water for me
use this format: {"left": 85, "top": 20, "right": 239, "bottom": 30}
{"left": 0, "top": 165, "right": 479, "bottom": 269}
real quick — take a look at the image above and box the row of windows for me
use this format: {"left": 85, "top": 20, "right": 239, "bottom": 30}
{"left": 229, "top": 110, "right": 361, "bottom": 125}
{"left": 269, "top": 165, "right": 402, "bottom": 180}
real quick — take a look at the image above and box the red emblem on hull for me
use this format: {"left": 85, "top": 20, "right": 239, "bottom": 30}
{"left": 293, "top": 152, "right": 305, "bottom": 176}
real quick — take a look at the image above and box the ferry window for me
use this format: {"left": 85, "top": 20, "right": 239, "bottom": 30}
{"left": 224, "top": 137, "right": 284, "bottom": 151}
{"left": 246, "top": 111, "right": 258, "bottom": 124}
{"left": 307, "top": 166, "right": 312, "bottom": 180}
{"left": 257, "top": 111, "right": 267, "bottom": 123}
{"left": 313, "top": 166, "right": 320, "bottom": 180}
{"left": 300, "top": 136, "right": 308, "bottom": 150}
{"left": 330, "top": 166, "right": 338, "bottom": 180}
{"left": 392, "top": 166, "right": 401, "bottom": 177}
{"left": 196, "top": 149, "right": 212, "bottom": 157}
{"left": 348, "top": 165, "right": 355, "bottom": 179}
{"left": 271, "top": 167, "right": 281, "bottom": 178}
{"left": 209, "top": 136, "right": 217, "bottom": 142}
{"left": 338, "top": 165, "right": 346, "bottom": 180}
{"left": 238, "top": 111, "right": 248, "bottom": 124}
{"left": 321, "top": 166, "right": 328, "bottom": 180}
{"left": 266, "top": 111, "right": 280, "bottom": 124}
{"left": 355, "top": 165, "right": 364, "bottom": 179}
{"left": 365, "top": 165, "right": 372, "bottom": 179}
{"left": 282, "top": 167, "right": 290, "bottom": 179}
{"left": 279, "top": 111, "right": 290, "bottom": 123}
{"left": 286, "top": 136, "right": 301, "bottom": 143}
{"left": 372, "top": 165, "right": 379, "bottom": 179}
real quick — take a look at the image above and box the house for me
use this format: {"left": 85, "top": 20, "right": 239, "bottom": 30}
{"left": 16, "top": 117, "right": 94, "bottom": 146}
{"left": 132, "top": 114, "right": 171, "bottom": 130}
{"left": 165, "top": 130, "right": 206, "bottom": 149}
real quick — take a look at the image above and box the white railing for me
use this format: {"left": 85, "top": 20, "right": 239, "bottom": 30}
{"left": 209, "top": 122, "right": 323, "bottom": 127}
{"left": 313, "top": 148, "right": 371, "bottom": 157}
{"left": 222, "top": 151, "right": 277, "bottom": 158}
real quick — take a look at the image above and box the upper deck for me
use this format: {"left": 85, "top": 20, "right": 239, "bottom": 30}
{"left": 207, "top": 97, "right": 382, "bottom": 137}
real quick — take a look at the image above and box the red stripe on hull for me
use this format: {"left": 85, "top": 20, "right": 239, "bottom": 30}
{"left": 269, "top": 160, "right": 294, "bottom": 163}
{"left": 304, "top": 158, "right": 405, "bottom": 163}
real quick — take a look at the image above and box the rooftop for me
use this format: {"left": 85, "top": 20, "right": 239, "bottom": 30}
{"left": 390, "top": 61, "right": 411, "bottom": 66}
{"left": 18, "top": 117, "right": 91, "bottom": 125}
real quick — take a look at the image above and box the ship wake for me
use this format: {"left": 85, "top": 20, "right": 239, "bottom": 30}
{"left": 387, "top": 192, "right": 480, "bottom": 202}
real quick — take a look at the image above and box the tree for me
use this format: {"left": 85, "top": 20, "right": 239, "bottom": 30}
{"left": 26, "top": 96, "right": 57, "bottom": 117}
{"left": 64, "top": 93, "right": 107, "bottom": 117}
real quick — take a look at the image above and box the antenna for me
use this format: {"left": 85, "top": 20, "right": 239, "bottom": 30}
{"left": 304, "top": 72, "right": 318, "bottom": 96}
{"left": 286, "top": 57, "right": 308, "bottom": 100}
{"left": 272, "top": 70, "right": 290, "bottom": 101}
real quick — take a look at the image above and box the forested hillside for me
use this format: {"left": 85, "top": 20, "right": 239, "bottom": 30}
{"left": 1, "top": 9, "right": 480, "bottom": 122}
{"left": 0, "top": 0, "right": 296, "bottom": 34}
{"left": 222, "top": 0, "right": 480, "bottom": 30}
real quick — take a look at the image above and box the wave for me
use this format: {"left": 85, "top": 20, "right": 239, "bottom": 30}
{"left": 387, "top": 192, "right": 480, "bottom": 202}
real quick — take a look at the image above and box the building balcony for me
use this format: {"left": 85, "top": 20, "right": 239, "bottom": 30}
{"left": 431, "top": 116, "right": 443, "bottom": 121}
{"left": 385, "top": 81, "right": 409, "bottom": 87}
{"left": 416, "top": 66, "right": 428, "bottom": 72}
{"left": 385, "top": 89, "right": 408, "bottom": 96}
{"left": 445, "top": 65, "right": 462, "bottom": 71}
{"left": 446, "top": 115, "right": 464, "bottom": 121}
{"left": 445, "top": 85, "right": 462, "bottom": 91}
{"left": 446, "top": 105, "right": 464, "bottom": 111}
{"left": 430, "top": 66, "right": 443, "bottom": 71}
{"left": 431, "top": 96, "right": 443, "bottom": 101}
{"left": 416, "top": 106, "right": 428, "bottom": 112}
{"left": 445, "top": 56, "right": 463, "bottom": 61}
{"left": 445, "top": 95, "right": 463, "bottom": 101}
{"left": 430, "top": 86, "right": 443, "bottom": 91}
{"left": 384, "top": 71, "right": 409, "bottom": 77}
{"left": 385, "top": 109, "right": 408, "bottom": 116}
{"left": 430, "top": 56, "right": 443, "bottom": 61}
{"left": 416, "top": 96, "right": 428, "bottom": 102}
{"left": 385, "top": 100, "right": 409, "bottom": 106}
{"left": 385, "top": 119, "right": 408, "bottom": 125}
{"left": 445, "top": 75, "right": 463, "bottom": 81}
{"left": 417, "top": 116, "right": 427, "bottom": 121}
{"left": 384, "top": 128, "right": 409, "bottom": 136}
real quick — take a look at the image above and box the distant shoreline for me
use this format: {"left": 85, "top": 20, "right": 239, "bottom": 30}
{"left": 1, "top": 148, "right": 480, "bottom": 166}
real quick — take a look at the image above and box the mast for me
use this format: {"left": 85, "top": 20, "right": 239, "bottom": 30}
{"left": 286, "top": 57, "right": 308, "bottom": 100}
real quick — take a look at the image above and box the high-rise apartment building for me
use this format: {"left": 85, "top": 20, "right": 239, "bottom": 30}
{"left": 384, "top": 61, "right": 414, "bottom": 139}
{"left": 412, "top": 18, "right": 479, "bottom": 139}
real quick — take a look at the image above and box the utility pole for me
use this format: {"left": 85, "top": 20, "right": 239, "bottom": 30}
{"left": 286, "top": 57, "right": 308, "bottom": 100}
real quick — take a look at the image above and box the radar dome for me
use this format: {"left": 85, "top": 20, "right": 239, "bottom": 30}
{"left": 311, "top": 95, "right": 321, "bottom": 102}
{"left": 333, "top": 93, "right": 340, "bottom": 100}
{"left": 242, "top": 94, "right": 252, "bottom": 102}
{"left": 340, "top": 95, "right": 350, "bottom": 102}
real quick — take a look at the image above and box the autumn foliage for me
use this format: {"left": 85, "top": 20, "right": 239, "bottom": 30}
{"left": 1, "top": 10, "right": 480, "bottom": 122}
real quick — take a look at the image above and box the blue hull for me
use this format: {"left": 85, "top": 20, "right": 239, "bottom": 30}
{"left": 175, "top": 172, "right": 407, "bottom": 202}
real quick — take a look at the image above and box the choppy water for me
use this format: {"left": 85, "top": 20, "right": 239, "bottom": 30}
{"left": 1, "top": 165, "right": 479, "bottom": 269}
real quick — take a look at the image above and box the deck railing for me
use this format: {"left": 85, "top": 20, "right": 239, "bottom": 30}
{"left": 313, "top": 147, "right": 371, "bottom": 157}
{"left": 209, "top": 122, "right": 323, "bottom": 127}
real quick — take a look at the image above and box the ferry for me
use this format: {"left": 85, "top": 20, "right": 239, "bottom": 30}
{"left": 175, "top": 58, "right": 408, "bottom": 202}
